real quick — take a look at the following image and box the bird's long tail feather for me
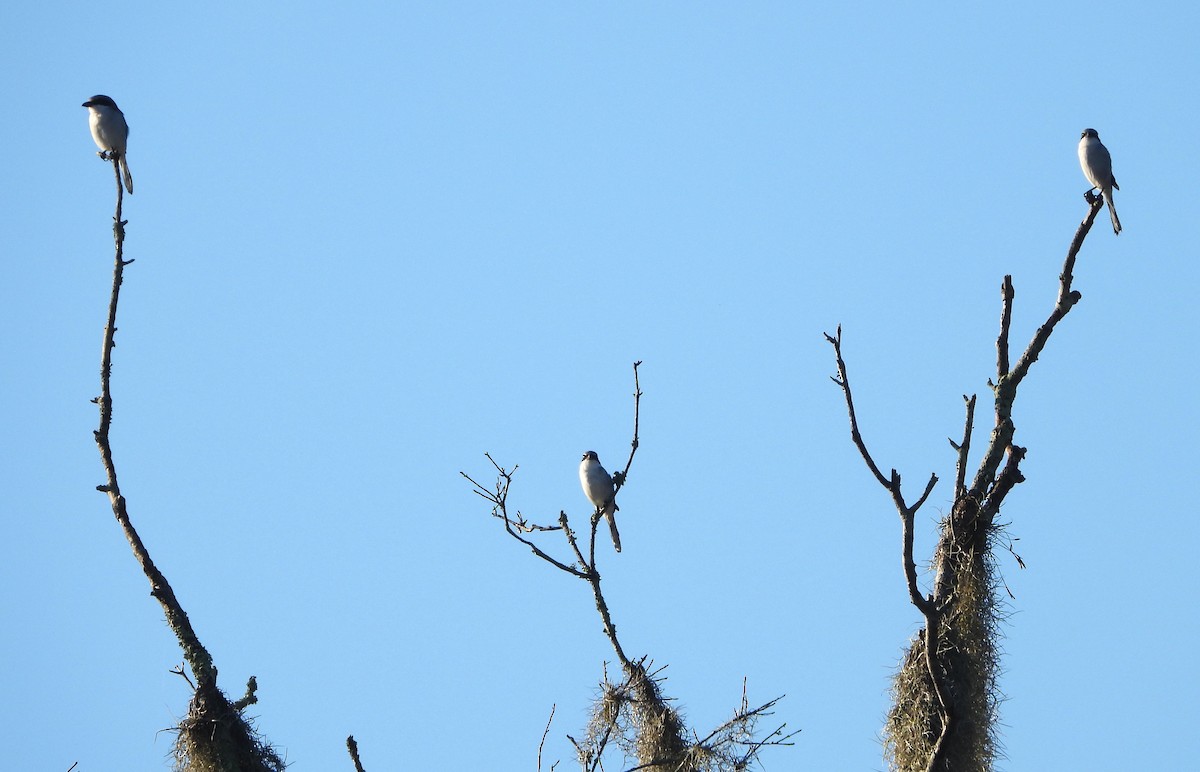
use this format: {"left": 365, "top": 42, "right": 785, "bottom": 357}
{"left": 1105, "top": 189, "right": 1121, "bottom": 234}
{"left": 120, "top": 156, "right": 134, "bottom": 195}
{"left": 606, "top": 507, "right": 622, "bottom": 553}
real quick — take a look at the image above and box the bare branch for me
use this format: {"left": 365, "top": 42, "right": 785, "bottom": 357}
{"left": 898, "top": 471, "right": 935, "bottom": 616}
{"left": 613, "top": 360, "right": 643, "bottom": 493}
{"left": 969, "top": 195, "right": 1102, "bottom": 505}
{"left": 997, "top": 276, "right": 1015, "bottom": 378}
{"left": 824, "top": 326, "right": 891, "bottom": 488}
{"left": 466, "top": 363, "right": 645, "bottom": 667}
{"left": 952, "top": 395, "right": 977, "bottom": 501}
{"left": 346, "top": 735, "right": 367, "bottom": 772}
{"left": 537, "top": 704, "right": 556, "bottom": 772}
{"left": 827, "top": 328, "right": 939, "bottom": 616}
{"left": 461, "top": 458, "right": 588, "bottom": 577}
{"left": 911, "top": 472, "right": 939, "bottom": 514}
{"left": 169, "top": 662, "right": 195, "bottom": 690}
{"left": 231, "top": 675, "right": 259, "bottom": 711}
{"left": 979, "top": 445, "right": 1027, "bottom": 523}
{"left": 91, "top": 156, "right": 216, "bottom": 688}
{"left": 830, "top": 184, "right": 1108, "bottom": 772}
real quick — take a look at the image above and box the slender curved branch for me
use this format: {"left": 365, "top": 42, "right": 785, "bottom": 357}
{"left": 826, "top": 328, "right": 938, "bottom": 614}
{"left": 92, "top": 157, "right": 216, "bottom": 687}
{"left": 824, "top": 326, "right": 890, "bottom": 488}
{"left": 536, "top": 704, "right": 555, "bottom": 772}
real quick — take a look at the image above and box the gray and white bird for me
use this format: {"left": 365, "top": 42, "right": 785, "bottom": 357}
{"left": 579, "top": 451, "right": 621, "bottom": 553}
{"left": 83, "top": 95, "right": 134, "bottom": 194}
{"left": 1078, "top": 128, "right": 1120, "bottom": 235}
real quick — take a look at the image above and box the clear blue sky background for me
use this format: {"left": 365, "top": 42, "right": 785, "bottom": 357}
{"left": 3, "top": 2, "right": 1197, "bottom": 770}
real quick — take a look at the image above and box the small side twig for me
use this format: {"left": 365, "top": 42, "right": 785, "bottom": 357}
{"left": 169, "top": 662, "right": 195, "bottom": 690}
{"left": 951, "top": 395, "right": 977, "bottom": 501}
{"left": 231, "top": 676, "right": 259, "bottom": 711}
{"left": 613, "top": 360, "right": 643, "bottom": 493}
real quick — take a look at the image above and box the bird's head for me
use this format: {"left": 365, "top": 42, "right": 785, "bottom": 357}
{"left": 83, "top": 95, "right": 118, "bottom": 109}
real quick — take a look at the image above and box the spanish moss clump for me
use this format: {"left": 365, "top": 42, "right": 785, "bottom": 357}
{"left": 883, "top": 534, "right": 1005, "bottom": 772}
{"left": 628, "top": 667, "right": 689, "bottom": 767}
{"left": 171, "top": 679, "right": 286, "bottom": 772}
{"left": 575, "top": 662, "right": 793, "bottom": 771}
{"left": 580, "top": 663, "right": 689, "bottom": 769}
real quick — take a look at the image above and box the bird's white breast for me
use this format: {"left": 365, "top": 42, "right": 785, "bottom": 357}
{"left": 88, "top": 106, "right": 128, "bottom": 153}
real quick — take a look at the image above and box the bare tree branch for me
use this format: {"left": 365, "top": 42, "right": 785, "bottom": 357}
{"left": 463, "top": 363, "right": 644, "bottom": 667}
{"left": 537, "top": 704, "right": 556, "bottom": 772}
{"left": 997, "top": 275, "right": 1015, "bottom": 378}
{"left": 90, "top": 147, "right": 284, "bottom": 772}
{"left": 951, "top": 395, "right": 977, "bottom": 501}
{"left": 346, "top": 735, "right": 367, "bottom": 772}
{"left": 613, "top": 360, "right": 643, "bottom": 493}
{"left": 831, "top": 187, "right": 1108, "bottom": 772}
{"left": 91, "top": 160, "right": 218, "bottom": 687}
{"left": 824, "top": 326, "right": 891, "bottom": 488}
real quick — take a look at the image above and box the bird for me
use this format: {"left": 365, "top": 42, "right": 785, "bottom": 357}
{"left": 1078, "top": 128, "right": 1120, "bottom": 235}
{"left": 83, "top": 95, "right": 134, "bottom": 194}
{"left": 579, "top": 451, "right": 621, "bottom": 553}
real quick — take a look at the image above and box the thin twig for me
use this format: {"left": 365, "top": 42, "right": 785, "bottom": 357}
{"left": 537, "top": 704, "right": 555, "bottom": 772}
{"left": 614, "top": 360, "right": 643, "bottom": 492}
{"left": 461, "top": 460, "right": 586, "bottom": 577}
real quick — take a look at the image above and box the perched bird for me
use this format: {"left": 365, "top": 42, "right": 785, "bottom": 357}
{"left": 1078, "top": 128, "right": 1120, "bottom": 235}
{"left": 83, "top": 95, "right": 134, "bottom": 194}
{"left": 579, "top": 451, "right": 621, "bottom": 553}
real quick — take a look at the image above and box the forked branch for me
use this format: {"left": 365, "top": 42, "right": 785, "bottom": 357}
{"left": 827, "top": 189, "right": 1107, "bottom": 772}
{"left": 462, "top": 362, "right": 644, "bottom": 667}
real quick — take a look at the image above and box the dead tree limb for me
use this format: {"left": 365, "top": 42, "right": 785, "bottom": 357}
{"left": 827, "top": 194, "right": 1106, "bottom": 771}
{"left": 89, "top": 151, "right": 283, "bottom": 772}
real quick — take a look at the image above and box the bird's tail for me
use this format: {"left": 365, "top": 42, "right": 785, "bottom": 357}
{"left": 1105, "top": 189, "right": 1121, "bottom": 234}
{"left": 120, "top": 155, "right": 134, "bottom": 195}
{"left": 605, "top": 505, "right": 622, "bottom": 553}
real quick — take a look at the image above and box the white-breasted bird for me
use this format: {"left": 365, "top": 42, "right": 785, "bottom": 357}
{"left": 1078, "top": 128, "right": 1120, "bottom": 235}
{"left": 83, "top": 95, "right": 134, "bottom": 194}
{"left": 579, "top": 451, "right": 621, "bottom": 553}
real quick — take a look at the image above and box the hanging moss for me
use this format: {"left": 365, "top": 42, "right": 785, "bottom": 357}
{"left": 883, "top": 533, "right": 1005, "bottom": 772}
{"left": 171, "top": 680, "right": 285, "bottom": 772}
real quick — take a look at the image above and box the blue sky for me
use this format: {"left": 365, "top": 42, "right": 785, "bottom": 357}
{"left": 3, "top": 2, "right": 1198, "bottom": 769}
